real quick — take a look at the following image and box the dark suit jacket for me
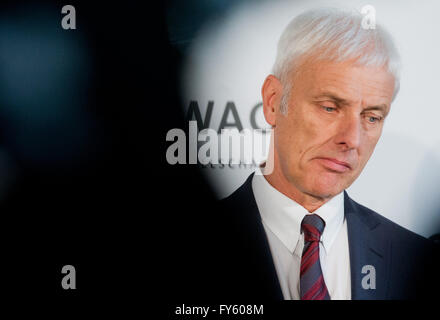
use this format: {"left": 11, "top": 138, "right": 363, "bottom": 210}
{"left": 213, "top": 173, "right": 440, "bottom": 300}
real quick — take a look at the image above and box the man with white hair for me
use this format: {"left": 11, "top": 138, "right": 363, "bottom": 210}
{"left": 218, "top": 8, "right": 439, "bottom": 300}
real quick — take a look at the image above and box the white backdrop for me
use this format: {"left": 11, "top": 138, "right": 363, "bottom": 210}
{"left": 181, "top": 0, "right": 440, "bottom": 238}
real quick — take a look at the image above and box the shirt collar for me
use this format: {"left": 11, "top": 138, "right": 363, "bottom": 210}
{"left": 251, "top": 167, "right": 344, "bottom": 255}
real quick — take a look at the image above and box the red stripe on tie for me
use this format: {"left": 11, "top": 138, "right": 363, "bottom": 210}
{"left": 300, "top": 241, "right": 318, "bottom": 265}
{"left": 314, "top": 284, "right": 329, "bottom": 300}
{"left": 301, "top": 241, "right": 318, "bottom": 264}
{"left": 302, "top": 224, "right": 320, "bottom": 242}
{"left": 300, "top": 246, "right": 319, "bottom": 276}
{"left": 301, "top": 275, "right": 324, "bottom": 300}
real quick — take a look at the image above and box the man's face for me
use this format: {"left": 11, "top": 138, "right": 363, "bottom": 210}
{"left": 272, "top": 59, "right": 395, "bottom": 200}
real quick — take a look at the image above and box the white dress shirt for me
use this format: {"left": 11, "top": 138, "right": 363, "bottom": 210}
{"left": 252, "top": 168, "right": 351, "bottom": 300}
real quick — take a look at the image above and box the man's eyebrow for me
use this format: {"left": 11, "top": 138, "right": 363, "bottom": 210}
{"left": 313, "top": 92, "right": 351, "bottom": 105}
{"left": 363, "top": 104, "right": 389, "bottom": 117}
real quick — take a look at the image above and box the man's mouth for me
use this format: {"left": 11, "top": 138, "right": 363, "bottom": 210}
{"left": 315, "top": 157, "right": 351, "bottom": 173}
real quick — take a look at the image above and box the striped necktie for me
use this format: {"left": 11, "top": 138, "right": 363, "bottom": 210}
{"left": 300, "top": 214, "right": 330, "bottom": 300}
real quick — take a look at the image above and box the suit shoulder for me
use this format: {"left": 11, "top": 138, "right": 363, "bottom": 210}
{"left": 351, "top": 198, "right": 435, "bottom": 249}
{"left": 219, "top": 174, "right": 255, "bottom": 208}
{"left": 219, "top": 187, "right": 245, "bottom": 207}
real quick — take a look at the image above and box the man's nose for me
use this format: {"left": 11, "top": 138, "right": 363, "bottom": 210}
{"left": 334, "top": 115, "right": 362, "bottom": 150}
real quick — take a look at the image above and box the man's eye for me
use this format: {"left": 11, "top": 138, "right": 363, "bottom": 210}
{"left": 367, "top": 116, "right": 381, "bottom": 123}
{"left": 322, "top": 106, "right": 335, "bottom": 112}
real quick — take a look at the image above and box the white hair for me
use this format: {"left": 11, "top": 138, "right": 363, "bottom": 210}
{"left": 272, "top": 8, "right": 401, "bottom": 114}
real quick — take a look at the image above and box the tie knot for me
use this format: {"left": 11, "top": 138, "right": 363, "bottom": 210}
{"left": 301, "top": 214, "right": 325, "bottom": 242}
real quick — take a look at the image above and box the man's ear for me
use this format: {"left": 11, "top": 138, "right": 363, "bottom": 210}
{"left": 261, "top": 74, "right": 283, "bottom": 127}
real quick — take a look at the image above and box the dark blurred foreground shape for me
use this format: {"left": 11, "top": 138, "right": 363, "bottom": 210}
{"left": 0, "top": 1, "right": 216, "bottom": 307}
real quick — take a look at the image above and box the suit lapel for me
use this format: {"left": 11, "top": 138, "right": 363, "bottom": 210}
{"left": 344, "top": 191, "right": 391, "bottom": 299}
{"left": 237, "top": 173, "right": 284, "bottom": 300}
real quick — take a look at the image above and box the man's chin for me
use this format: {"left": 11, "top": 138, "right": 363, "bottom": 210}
{"left": 305, "top": 183, "right": 345, "bottom": 200}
